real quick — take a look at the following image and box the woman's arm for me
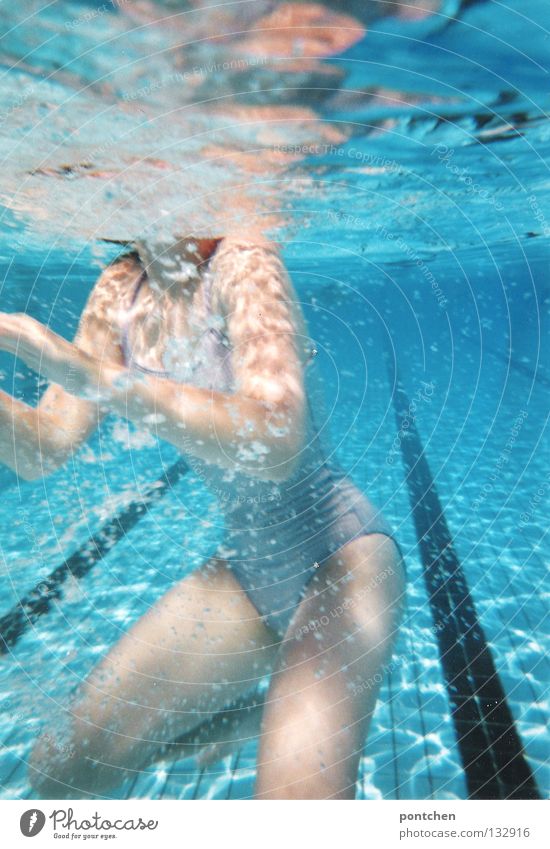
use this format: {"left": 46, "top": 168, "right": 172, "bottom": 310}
{"left": 0, "top": 239, "right": 306, "bottom": 483}
{"left": 100, "top": 237, "right": 307, "bottom": 482}
{"left": 0, "top": 260, "right": 132, "bottom": 481}
{"left": 0, "top": 384, "right": 96, "bottom": 481}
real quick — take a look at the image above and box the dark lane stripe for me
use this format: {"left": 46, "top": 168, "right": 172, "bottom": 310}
{"left": 0, "top": 458, "right": 188, "bottom": 655}
{"left": 483, "top": 346, "right": 550, "bottom": 390}
{"left": 386, "top": 355, "right": 540, "bottom": 800}
{"left": 460, "top": 331, "right": 550, "bottom": 391}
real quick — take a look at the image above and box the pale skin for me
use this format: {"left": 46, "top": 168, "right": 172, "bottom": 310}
{"left": 0, "top": 233, "right": 405, "bottom": 799}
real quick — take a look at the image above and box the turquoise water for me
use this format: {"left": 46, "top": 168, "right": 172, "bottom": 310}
{"left": 0, "top": 0, "right": 548, "bottom": 799}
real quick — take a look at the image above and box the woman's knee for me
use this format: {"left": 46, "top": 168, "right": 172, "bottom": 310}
{"left": 331, "top": 534, "right": 406, "bottom": 634}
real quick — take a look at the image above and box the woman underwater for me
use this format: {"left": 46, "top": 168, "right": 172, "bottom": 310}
{"left": 0, "top": 231, "right": 405, "bottom": 799}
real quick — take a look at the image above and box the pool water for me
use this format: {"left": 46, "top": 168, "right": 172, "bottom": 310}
{"left": 0, "top": 0, "right": 548, "bottom": 800}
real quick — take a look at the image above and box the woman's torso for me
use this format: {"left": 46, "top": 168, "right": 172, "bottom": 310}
{"left": 113, "top": 251, "right": 386, "bottom": 558}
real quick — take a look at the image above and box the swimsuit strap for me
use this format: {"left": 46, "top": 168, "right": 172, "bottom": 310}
{"left": 120, "top": 265, "right": 171, "bottom": 377}
{"left": 202, "top": 263, "right": 216, "bottom": 315}
{"left": 129, "top": 266, "right": 147, "bottom": 306}
{"left": 201, "top": 263, "right": 228, "bottom": 349}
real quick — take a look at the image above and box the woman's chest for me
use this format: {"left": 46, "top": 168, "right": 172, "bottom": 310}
{"left": 121, "top": 282, "right": 233, "bottom": 390}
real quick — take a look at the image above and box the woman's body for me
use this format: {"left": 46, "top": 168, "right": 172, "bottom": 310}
{"left": 0, "top": 234, "right": 405, "bottom": 799}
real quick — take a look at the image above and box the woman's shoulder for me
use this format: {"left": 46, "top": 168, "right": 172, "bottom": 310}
{"left": 210, "top": 233, "right": 286, "bottom": 305}
{"left": 83, "top": 251, "right": 144, "bottom": 327}
{"left": 211, "top": 232, "right": 292, "bottom": 314}
{"left": 215, "top": 231, "right": 280, "bottom": 257}
{"left": 106, "top": 250, "right": 143, "bottom": 283}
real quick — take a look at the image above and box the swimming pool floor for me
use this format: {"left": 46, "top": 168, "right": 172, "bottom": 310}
{"left": 0, "top": 306, "right": 547, "bottom": 801}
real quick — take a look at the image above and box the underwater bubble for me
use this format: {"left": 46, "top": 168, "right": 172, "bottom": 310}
{"left": 142, "top": 413, "right": 167, "bottom": 425}
{"left": 267, "top": 422, "right": 290, "bottom": 438}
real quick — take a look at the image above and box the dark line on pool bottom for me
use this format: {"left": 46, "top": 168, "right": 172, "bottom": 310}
{"left": 386, "top": 359, "right": 539, "bottom": 800}
{"left": 0, "top": 458, "right": 189, "bottom": 655}
{"left": 460, "top": 331, "right": 550, "bottom": 391}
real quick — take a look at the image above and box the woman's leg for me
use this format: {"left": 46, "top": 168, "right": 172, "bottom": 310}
{"left": 29, "top": 557, "right": 279, "bottom": 799}
{"left": 255, "top": 534, "right": 406, "bottom": 799}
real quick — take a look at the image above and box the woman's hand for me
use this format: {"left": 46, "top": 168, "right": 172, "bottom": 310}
{"left": 0, "top": 312, "right": 100, "bottom": 397}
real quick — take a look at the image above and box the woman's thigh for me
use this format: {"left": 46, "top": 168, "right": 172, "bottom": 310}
{"left": 29, "top": 556, "right": 279, "bottom": 797}
{"left": 255, "top": 533, "right": 406, "bottom": 799}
